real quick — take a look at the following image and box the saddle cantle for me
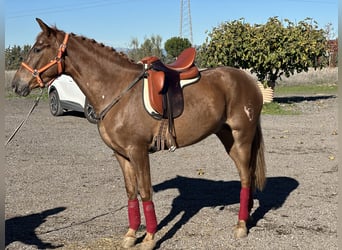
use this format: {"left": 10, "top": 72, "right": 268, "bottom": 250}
{"left": 140, "top": 47, "right": 200, "bottom": 119}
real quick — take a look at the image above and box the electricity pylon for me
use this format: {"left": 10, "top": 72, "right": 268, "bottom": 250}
{"left": 179, "top": 0, "right": 193, "bottom": 44}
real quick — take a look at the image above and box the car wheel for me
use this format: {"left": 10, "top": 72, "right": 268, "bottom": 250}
{"left": 84, "top": 99, "right": 98, "bottom": 124}
{"left": 49, "top": 89, "right": 64, "bottom": 116}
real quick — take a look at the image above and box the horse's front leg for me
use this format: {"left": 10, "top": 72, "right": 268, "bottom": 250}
{"left": 115, "top": 149, "right": 157, "bottom": 250}
{"left": 115, "top": 153, "right": 140, "bottom": 248}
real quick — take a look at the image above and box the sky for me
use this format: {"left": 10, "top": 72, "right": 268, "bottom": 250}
{"left": 5, "top": 0, "right": 338, "bottom": 48}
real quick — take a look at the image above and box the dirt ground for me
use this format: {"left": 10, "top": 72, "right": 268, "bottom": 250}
{"left": 5, "top": 94, "right": 338, "bottom": 249}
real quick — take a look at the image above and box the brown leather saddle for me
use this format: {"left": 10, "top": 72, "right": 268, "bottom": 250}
{"left": 140, "top": 47, "right": 199, "bottom": 119}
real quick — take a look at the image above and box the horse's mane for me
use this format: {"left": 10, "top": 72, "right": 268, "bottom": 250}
{"left": 49, "top": 25, "right": 136, "bottom": 65}
{"left": 71, "top": 32, "right": 136, "bottom": 64}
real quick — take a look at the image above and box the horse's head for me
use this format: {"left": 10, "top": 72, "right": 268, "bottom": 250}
{"left": 12, "top": 18, "right": 67, "bottom": 96}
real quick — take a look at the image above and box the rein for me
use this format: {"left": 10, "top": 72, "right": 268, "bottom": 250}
{"left": 21, "top": 33, "right": 69, "bottom": 87}
{"left": 96, "top": 68, "right": 147, "bottom": 120}
{"left": 6, "top": 34, "right": 69, "bottom": 146}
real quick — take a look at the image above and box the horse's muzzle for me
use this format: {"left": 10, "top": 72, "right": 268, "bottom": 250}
{"left": 12, "top": 79, "right": 31, "bottom": 97}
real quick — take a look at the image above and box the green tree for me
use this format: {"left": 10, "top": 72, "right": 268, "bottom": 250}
{"left": 5, "top": 44, "right": 31, "bottom": 70}
{"left": 198, "top": 17, "right": 327, "bottom": 87}
{"left": 164, "top": 37, "right": 192, "bottom": 61}
{"left": 127, "top": 35, "right": 163, "bottom": 62}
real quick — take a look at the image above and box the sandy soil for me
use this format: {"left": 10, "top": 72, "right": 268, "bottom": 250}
{"left": 5, "top": 95, "right": 338, "bottom": 249}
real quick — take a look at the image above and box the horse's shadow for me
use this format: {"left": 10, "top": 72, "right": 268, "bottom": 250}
{"left": 153, "top": 175, "right": 299, "bottom": 248}
{"left": 5, "top": 207, "right": 66, "bottom": 249}
{"left": 274, "top": 94, "right": 336, "bottom": 103}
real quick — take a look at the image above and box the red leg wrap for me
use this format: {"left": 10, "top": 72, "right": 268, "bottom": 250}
{"left": 128, "top": 199, "right": 141, "bottom": 231}
{"left": 143, "top": 201, "right": 158, "bottom": 234}
{"left": 238, "top": 187, "right": 251, "bottom": 221}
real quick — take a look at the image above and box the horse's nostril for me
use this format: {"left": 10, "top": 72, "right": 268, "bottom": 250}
{"left": 11, "top": 82, "right": 18, "bottom": 92}
{"left": 11, "top": 80, "right": 30, "bottom": 96}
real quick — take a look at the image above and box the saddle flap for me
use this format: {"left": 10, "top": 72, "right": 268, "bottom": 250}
{"left": 148, "top": 70, "right": 165, "bottom": 115}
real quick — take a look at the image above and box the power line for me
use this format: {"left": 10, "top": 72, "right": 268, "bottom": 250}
{"left": 7, "top": 0, "right": 138, "bottom": 19}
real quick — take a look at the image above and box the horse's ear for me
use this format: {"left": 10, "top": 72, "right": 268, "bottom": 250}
{"left": 36, "top": 18, "right": 52, "bottom": 36}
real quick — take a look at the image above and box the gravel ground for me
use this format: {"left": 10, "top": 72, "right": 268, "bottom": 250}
{"left": 5, "top": 95, "right": 338, "bottom": 249}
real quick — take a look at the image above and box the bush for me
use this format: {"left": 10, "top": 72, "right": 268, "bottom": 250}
{"left": 198, "top": 17, "right": 327, "bottom": 88}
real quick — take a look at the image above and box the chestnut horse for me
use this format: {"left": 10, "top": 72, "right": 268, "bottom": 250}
{"left": 12, "top": 19, "right": 266, "bottom": 249}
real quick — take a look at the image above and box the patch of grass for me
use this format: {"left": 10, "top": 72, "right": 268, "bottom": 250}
{"left": 262, "top": 102, "right": 301, "bottom": 115}
{"left": 6, "top": 88, "right": 49, "bottom": 100}
{"left": 275, "top": 84, "right": 337, "bottom": 96}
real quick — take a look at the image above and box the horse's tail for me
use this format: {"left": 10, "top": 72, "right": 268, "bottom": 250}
{"left": 251, "top": 120, "right": 266, "bottom": 191}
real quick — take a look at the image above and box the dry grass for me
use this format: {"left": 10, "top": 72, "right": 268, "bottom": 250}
{"left": 244, "top": 67, "right": 338, "bottom": 86}
{"left": 277, "top": 67, "right": 338, "bottom": 86}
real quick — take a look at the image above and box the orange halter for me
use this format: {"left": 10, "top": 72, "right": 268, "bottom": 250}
{"left": 21, "top": 33, "right": 69, "bottom": 88}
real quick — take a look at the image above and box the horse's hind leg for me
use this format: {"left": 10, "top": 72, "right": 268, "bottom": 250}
{"left": 216, "top": 124, "right": 256, "bottom": 238}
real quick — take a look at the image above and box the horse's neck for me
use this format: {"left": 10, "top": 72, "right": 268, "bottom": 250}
{"left": 64, "top": 35, "right": 142, "bottom": 113}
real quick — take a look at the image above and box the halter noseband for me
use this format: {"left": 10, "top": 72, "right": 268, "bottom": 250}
{"left": 21, "top": 33, "right": 69, "bottom": 88}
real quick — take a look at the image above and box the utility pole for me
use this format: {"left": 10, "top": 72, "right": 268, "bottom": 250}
{"left": 179, "top": 0, "right": 193, "bottom": 44}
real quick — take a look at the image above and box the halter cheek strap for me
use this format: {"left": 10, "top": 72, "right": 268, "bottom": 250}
{"left": 21, "top": 33, "right": 69, "bottom": 88}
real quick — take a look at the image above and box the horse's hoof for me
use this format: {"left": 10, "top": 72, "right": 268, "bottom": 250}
{"left": 121, "top": 236, "right": 136, "bottom": 248}
{"left": 233, "top": 220, "right": 248, "bottom": 238}
{"left": 139, "top": 239, "right": 156, "bottom": 250}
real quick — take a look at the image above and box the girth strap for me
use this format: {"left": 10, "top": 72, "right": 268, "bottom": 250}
{"left": 152, "top": 118, "right": 177, "bottom": 152}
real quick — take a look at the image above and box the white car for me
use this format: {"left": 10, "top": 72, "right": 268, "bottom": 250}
{"left": 48, "top": 75, "right": 97, "bottom": 124}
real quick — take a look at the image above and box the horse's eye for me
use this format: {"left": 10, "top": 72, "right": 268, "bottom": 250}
{"left": 33, "top": 47, "right": 41, "bottom": 53}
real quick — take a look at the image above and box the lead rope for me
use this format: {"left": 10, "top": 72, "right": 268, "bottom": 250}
{"left": 5, "top": 89, "right": 43, "bottom": 146}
